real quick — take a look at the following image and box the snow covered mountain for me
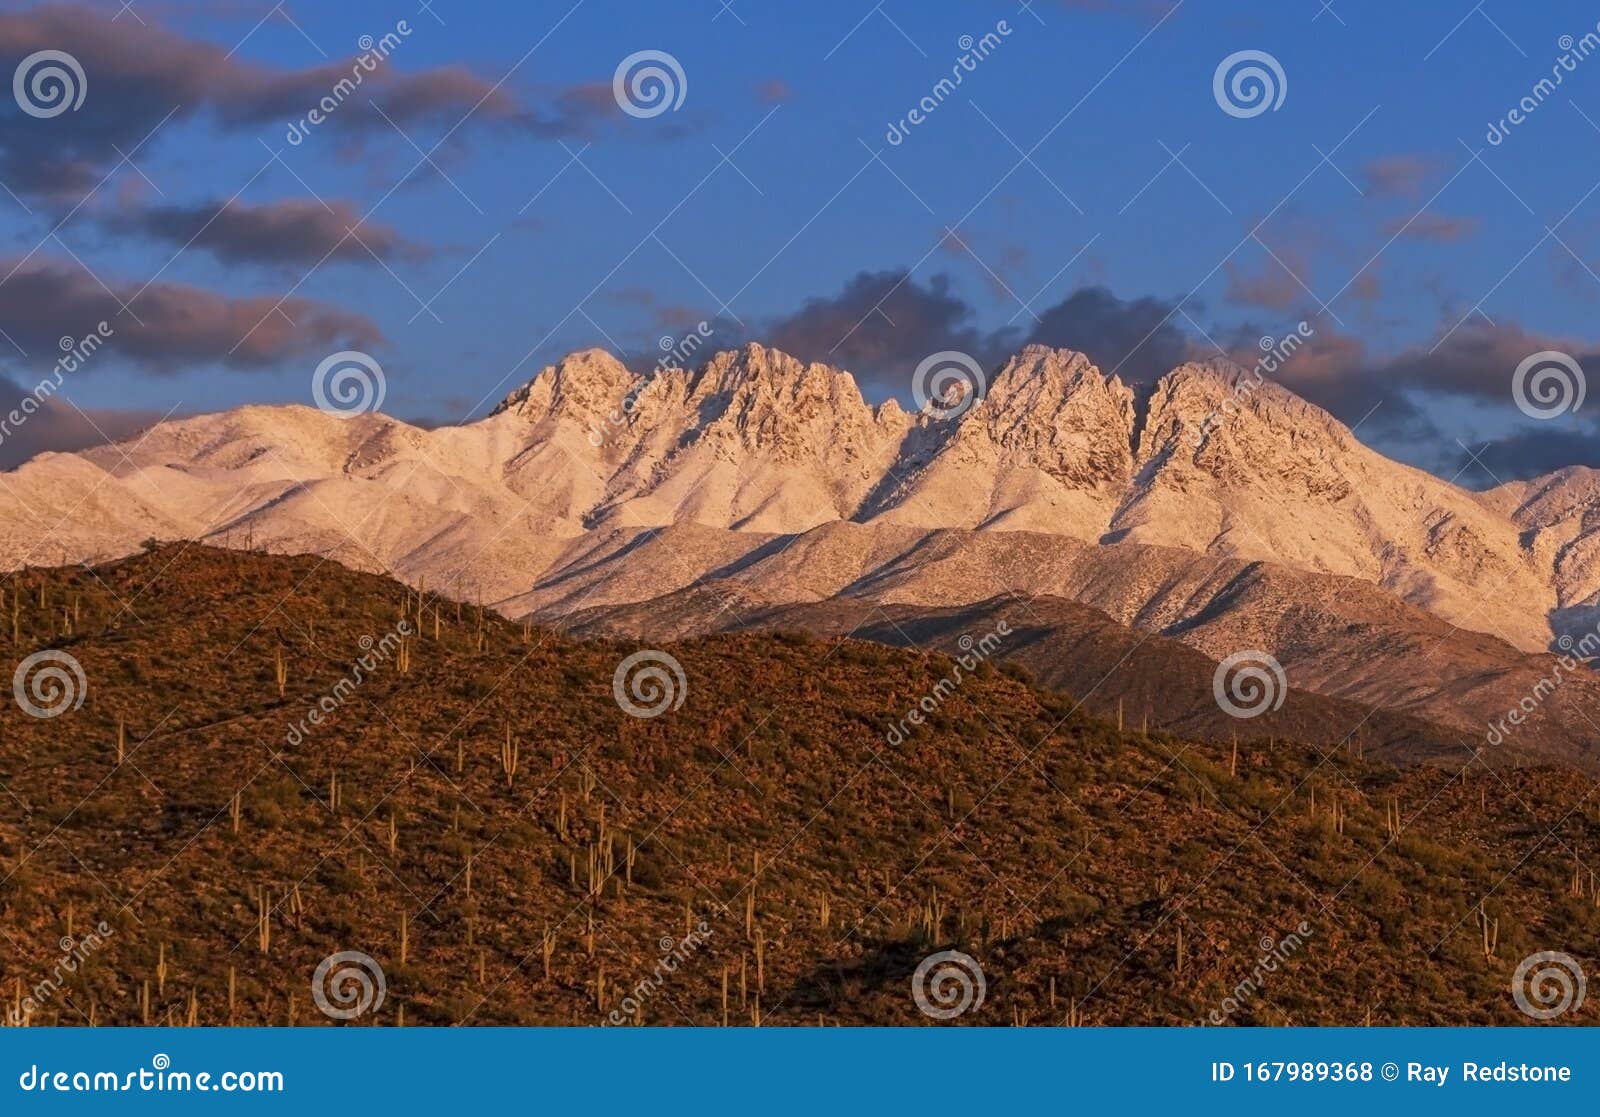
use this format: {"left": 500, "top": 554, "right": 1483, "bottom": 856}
{"left": 12, "top": 338, "right": 1600, "bottom": 759}
{"left": 1, "top": 341, "right": 1575, "bottom": 654}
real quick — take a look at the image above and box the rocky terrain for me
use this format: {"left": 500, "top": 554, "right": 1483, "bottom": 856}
{"left": 0, "top": 547, "right": 1595, "bottom": 1026}
{"left": 2, "top": 343, "right": 1598, "bottom": 764}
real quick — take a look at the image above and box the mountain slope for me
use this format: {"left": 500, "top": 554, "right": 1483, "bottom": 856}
{"left": 0, "top": 342, "right": 1560, "bottom": 644}
{"left": 560, "top": 587, "right": 1483, "bottom": 767}
{"left": 0, "top": 342, "right": 1594, "bottom": 764}
{"left": 0, "top": 546, "right": 1595, "bottom": 1026}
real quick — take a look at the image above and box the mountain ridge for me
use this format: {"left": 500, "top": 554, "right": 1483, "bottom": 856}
{"left": 6, "top": 340, "right": 1580, "bottom": 645}
{"left": 4, "top": 340, "right": 1600, "bottom": 765}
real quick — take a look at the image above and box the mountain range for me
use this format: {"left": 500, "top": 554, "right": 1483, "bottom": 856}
{"left": 5, "top": 342, "right": 1600, "bottom": 766}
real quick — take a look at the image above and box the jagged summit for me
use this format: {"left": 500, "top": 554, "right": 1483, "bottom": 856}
{"left": 492, "top": 348, "right": 633, "bottom": 419}
{"left": 0, "top": 340, "right": 1585, "bottom": 654}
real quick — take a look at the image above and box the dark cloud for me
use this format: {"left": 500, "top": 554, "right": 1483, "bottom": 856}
{"left": 937, "top": 228, "right": 1029, "bottom": 303}
{"left": 1378, "top": 320, "right": 1600, "bottom": 405}
{"left": 760, "top": 270, "right": 994, "bottom": 394}
{"left": 637, "top": 265, "right": 1600, "bottom": 484}
{"left": 1348, "top": 269, "right": 1382, "bottom": 303}
{"left": 1449, "top": 424, "right": 1600, "bottom": 485}
{"left": 1385, "top": 211, "right": 1480, "bottom": 243}
{"left": 0, "top": 370, "right": 160, "bottom": 469}
{"left": 1361, "top": 154, "right": 1438, "bottom": 199}
{"left": 749, "top": 271, "right": 1193, "bottom": 393}
{"left": 522, "top": 82, "right": 622, "bottom": 139}
{"left": 1023, "top": 286, "right": 1191, "bottom": 384}
{"left": 1224, "top": 256, "right": 1304, "bottom": 311}
{"left": 1213, "top": 316, "right": 1600, "bottom": 483}
{"left": 0, "top": 6, "right": 619, "bottom": 201}
{"left": 1211, "top": 316, "right": 1409, "bottom": 429}
{"left": 100, "top": 198, "right": 422, "bottom": 267}
{"left": 0, "top": 257, "right": 380, "bottom": 371}
{"left": 1208, "top": 314, "right": 1598, "bottom": 423}
{"left": 1548, "top": 244, "right": 1600, "bottom": 303}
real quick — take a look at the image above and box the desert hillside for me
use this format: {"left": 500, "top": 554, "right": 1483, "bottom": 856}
{"left": 0, "top": 546, "right": 1594, "bottom": 1025}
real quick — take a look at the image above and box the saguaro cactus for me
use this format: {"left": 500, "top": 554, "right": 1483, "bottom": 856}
{"left": 501, "top": 728, "right": 518, "bottom": 789}
{"left": 255, "top": 887, "right": 271, "bottom": 954}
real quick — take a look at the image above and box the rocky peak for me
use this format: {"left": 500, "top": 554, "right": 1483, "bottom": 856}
{"left": 656, "top": 344, "right": 891, "bottom": 455}
{"left": 1138, "top": 359, "right": 1354, "bottom": 471}
{"left": 492, "top": 349, "right": 637, "bottom": 422}
{"left": 687, "top": 344, "right": 858, "bottom": 402}
{"left": 953, "top": 345, "right": 1137, "bottom": 485}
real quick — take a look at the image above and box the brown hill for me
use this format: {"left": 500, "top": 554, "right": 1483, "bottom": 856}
{"left": 0, "top": 546, "right": 1595, "bottom": 1026}
{"left": 560, "top": 586, "right": 1487, "bottom": 768}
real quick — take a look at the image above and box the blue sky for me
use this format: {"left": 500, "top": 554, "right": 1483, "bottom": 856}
{"left": 4, "top": 0, "right": 1600, "bottom": 483}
